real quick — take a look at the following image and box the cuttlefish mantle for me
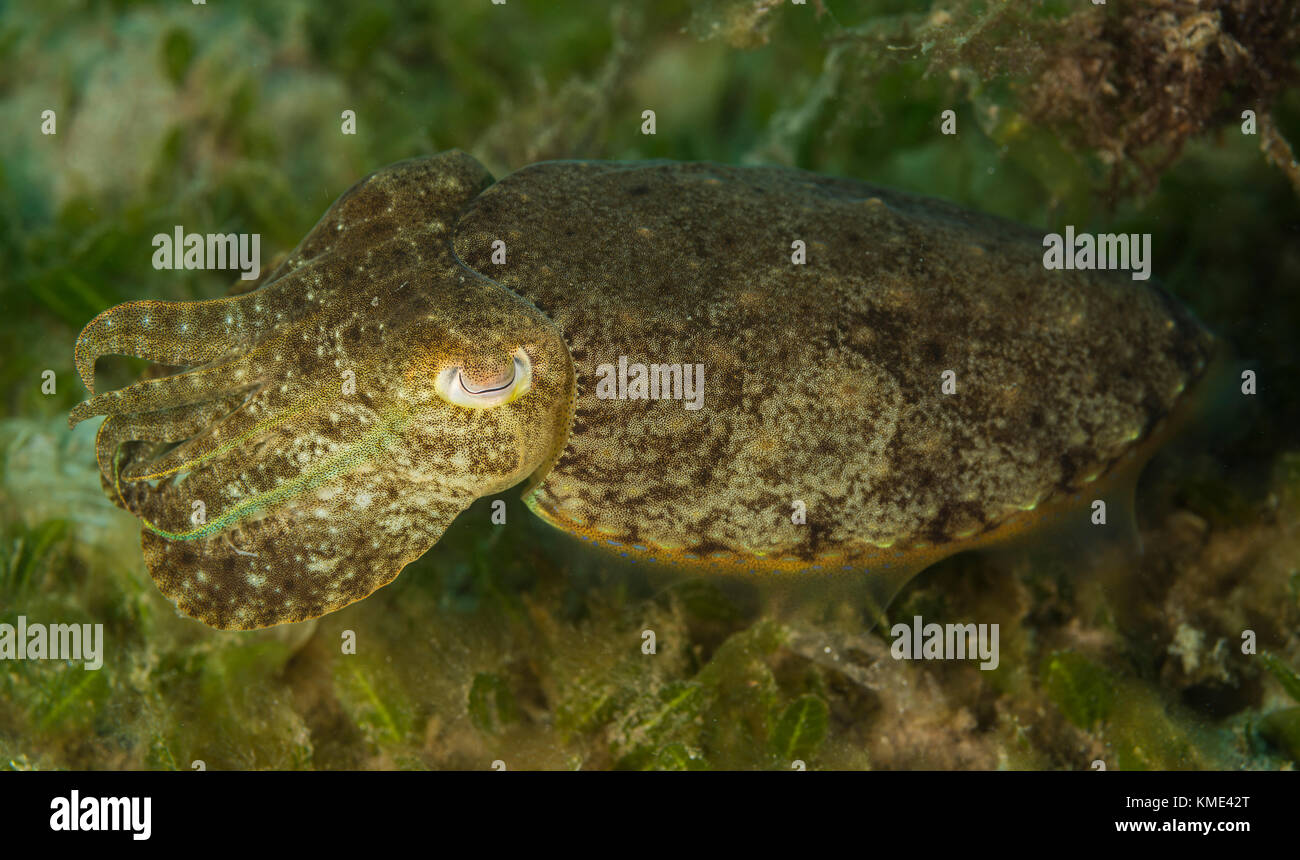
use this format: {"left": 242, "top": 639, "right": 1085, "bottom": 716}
{"left": 70, "top": 151, "right": 1216, "bottom": 630}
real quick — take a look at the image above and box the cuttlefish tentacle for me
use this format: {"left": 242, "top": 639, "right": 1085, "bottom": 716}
{"left": 73, "top": 290, "right": 296, "bottom": 395}
{"left": 114, "top": 365, "right": 362, "bottom": 486}
{"left": 94, "top": 390, "right": 255, "bottom": 509}
{"left": 70, "top": 153, "right": 463, "bottom": 397}
{"left": 68, "top": 352, "right": 269, "bottom": 426}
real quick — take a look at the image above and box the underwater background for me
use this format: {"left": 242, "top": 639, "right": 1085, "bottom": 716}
{"left": 2, "top": 0, "right": 1300, "bottom": 770}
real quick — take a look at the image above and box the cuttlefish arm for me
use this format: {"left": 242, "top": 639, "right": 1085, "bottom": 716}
{"left": 69, "top": 152, "right": 575, "bottom": 629}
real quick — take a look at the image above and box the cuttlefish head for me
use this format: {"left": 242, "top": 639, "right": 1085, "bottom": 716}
{"left": 69, "top": 152, "right": 575, "bottom": 629}
{"left": 394, "top": 282, "right": 575, "bottom": 495}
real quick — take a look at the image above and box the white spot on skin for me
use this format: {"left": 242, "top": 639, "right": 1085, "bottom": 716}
{"left": 308, "top": 557, "right": 340, "bottom": 574}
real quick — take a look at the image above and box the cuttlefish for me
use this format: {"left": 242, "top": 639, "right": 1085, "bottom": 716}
{"left": 69, "top": 151, "right": 1216, "bottom": 630}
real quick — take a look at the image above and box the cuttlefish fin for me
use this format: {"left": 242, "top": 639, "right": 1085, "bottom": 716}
{"left": 138, "top": 470, "right": 472, "bottom": 630}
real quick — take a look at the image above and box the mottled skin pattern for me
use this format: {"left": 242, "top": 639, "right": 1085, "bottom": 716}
{"left": 453, "top": 160, "right": 1215, "bottom": 571}
{"left": 72, "top": 151, "right": 1214, "bottom": 629}
{"left": 70, "top": 152, "right": 573, "bottom": 629}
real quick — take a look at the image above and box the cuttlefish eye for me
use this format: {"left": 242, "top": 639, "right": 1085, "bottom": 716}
{"left": 435, "top": 347, "right": 532, "bottom": 408}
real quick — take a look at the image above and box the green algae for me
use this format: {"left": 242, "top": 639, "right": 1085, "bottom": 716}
{"left": 1260, "top": 652, "right": 1300, "bottom": 704}
{"left": 654, "top": 742, "right": 710, "bottom": 771}
{"left": 1041, "top": 652, "right": 1114, "bottom": 731}
{"left": 468, "top": 672, "right": 519, "bottom": 734}
{"left": 1254, "top": 652, "right": 1300, "bottom": 762}
{"left": 337, "top": 658, "right": 414, "bottom": 748}
{"left": 1258, "top": 708, "right": 1300, "bottom": 761}
{"left": 769, "top": 695, "right": 830, "bottom": 763}
{"left": 159, "top": 26, "right": 195, "bottom": 88}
